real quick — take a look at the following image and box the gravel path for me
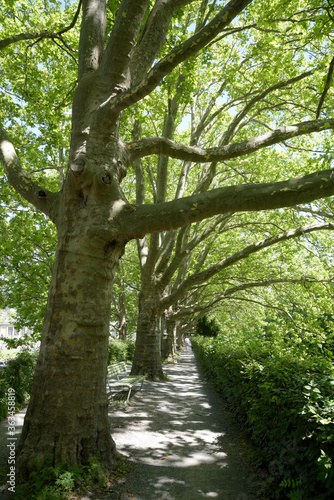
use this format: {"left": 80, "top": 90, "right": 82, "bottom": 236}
{"left": 0, "top": 350, "right": 264, "bottom": 499}
{"left": 111, "top": 350, "right": 262, "bottom": 499}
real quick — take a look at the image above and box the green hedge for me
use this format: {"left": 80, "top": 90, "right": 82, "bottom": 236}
{"left": 192, "top": 335, "right": 334, "bottom": 499}
{"left": 0, "top": 350, "right": 38, "bottom": 421}
{"left": 108, "top": 339, "right": 135, "bottom": 364}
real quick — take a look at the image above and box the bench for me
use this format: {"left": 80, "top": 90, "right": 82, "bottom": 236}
{"left": 107, "top": 362, "right": 144, "bottom": 403}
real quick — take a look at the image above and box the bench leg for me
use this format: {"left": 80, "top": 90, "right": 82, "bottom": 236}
{"left": 126, "top": 387, "right": 132, "bottom": 403}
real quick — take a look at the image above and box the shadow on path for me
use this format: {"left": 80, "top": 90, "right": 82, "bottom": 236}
{"left": 111, "top": 350, "right": 262, "bottom": 499}
{"left": 0, "top": 350, "right": 264, "bottom": 499}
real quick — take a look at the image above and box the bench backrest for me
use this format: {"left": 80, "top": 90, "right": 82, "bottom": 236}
{"left": 107, "top": 362, "right": 127, "bottom": 377}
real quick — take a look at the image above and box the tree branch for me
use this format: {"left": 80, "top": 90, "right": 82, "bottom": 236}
{"left": 104, "top": 0, "right": 253, "bottom": 114}
{"left": 158, "top": 222, "right": 334, "bottom": 310}
{"left": 128, "top": 118, "right": 334, "bottom": 163}
{"left": 170, "top": 276, "right": 333, "bottom": 320}
{"left": 119, "top": 167, "right": 334, "bottom": 239}
{"left": 99, "top": 0, "right": 150, "bottom": 90}
{"left": 222, "top": 70, "right": 312, "bottom": 145}
{"left": 0, "top": 129, "right": 59, "bottom": 223}
{"left": 0, "top": 0, "right": 82, "bottom": 51}
{"left": 130, "top": 0, "right": 196, "bottom": 85}
{"left": 316, "top": 55, "right": 334, "bottom": 119}
{"left": 78, "top": 0, "right": 107, "bottom": 79}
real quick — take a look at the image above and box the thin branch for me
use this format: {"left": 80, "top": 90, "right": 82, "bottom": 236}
{"left": 222, "top": 70, "right": 312, "bottom": 145}
{"left": 0, "top": 0, "right": 82, "bottom": 50}
{"left": 316, "top": 55, "right": 334, "bottom": 118}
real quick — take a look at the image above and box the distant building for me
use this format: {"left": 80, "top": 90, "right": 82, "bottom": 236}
{"left": 0, "top": 309, "right": 30, "bottom": 347}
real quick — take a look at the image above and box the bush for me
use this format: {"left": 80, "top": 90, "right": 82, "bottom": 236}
{"left": 108, "top": 339, "right": 135, "bottom": 364}
{"left": 196, "top": 315, "right": 220, "bottom": 337}
{"left": 126, "top": 341, "right": 135, "bottom": 361}
{"left": 0, "top": 350, "right": 38, "bottom": 420}
{"left": 15, "top": 456, "right": 107, "bottom": 499}
{"left": 192, "top": 335, "right": 334, "bottom": 499}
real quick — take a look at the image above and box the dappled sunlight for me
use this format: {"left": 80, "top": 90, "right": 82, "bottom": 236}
{"left": 109, "top": 350, "right": 260, "bottom": 499}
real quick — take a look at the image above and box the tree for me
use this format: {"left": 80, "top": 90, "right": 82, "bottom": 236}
{"left": 196, "top": 314, "right": 220, "bottom": 337}
{"left": 1, "top": 0, "right": 334, "bottom": 475}
{"left": 127, "top": 0, "right": 334, "bottom": 374}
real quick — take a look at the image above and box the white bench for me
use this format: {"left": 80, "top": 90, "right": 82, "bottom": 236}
{"left": 107, "top": 362, "right": 144, "bottom": 402}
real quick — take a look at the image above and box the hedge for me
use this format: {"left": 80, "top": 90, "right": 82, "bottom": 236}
{"left": 0, "top": 350, "right": 38, "bottom": 421}
{"left": 192, "top": 335, "right": 334, "bottom": 499}
{"left": 108, "top": 339, "right": 135, "bottom": 364}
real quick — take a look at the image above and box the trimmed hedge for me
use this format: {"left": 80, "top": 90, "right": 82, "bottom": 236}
{"left": 192, "top": 335, "right": 334, "bottom": 499}
{"left": 0, "top": 350, "right": 38, "bottom": 421}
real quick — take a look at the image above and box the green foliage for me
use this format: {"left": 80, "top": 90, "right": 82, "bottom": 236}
{"left": 0, "top": 350, "right": 38, "bottom": 420}
{"left": 196, "top": 315, "right": 220, "bottom": 337}
{"left": 0, "top": 205, "right": 56, "bottom": 340}
{"left": 15, "top": 456, "right": 107, "bottom": 499}
{"left": 126, "top": 341, "right": 136, "bottom": 361}
{"left": 4, "top": 350, "right": 38, "bottom": 404}
{"left": 108, "top": 339, "right": 135, "bottom": 364}
{"left": 192, "top": 333, "right": 334, "bottom": 499}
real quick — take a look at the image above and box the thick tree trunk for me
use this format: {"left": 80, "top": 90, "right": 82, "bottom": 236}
{"left": 17, "top": 225, "right": 124, "bottom": 475}
{"left": 131, "top": 292, "right": 163, "bottom": 380}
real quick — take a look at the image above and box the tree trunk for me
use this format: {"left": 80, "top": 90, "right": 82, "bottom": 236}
{"left": 118, "top": 290, "right": 127, "bottom": 340}
{"left": 161, "top": 319, "right": 176, "bottom": 359}
{"left": 17, "top": 223, "right": 124, "bottom": 475}
{"left": 131, "top": 291, "right": 163, "bottom": 379}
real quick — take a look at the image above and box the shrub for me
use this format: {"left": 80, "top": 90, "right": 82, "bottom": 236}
{"left": 15, "top": 456, "right": 107, "bottom": 499}
{"left": 192, "top": 335, "right": 334, "bottom": 499}
{"left": 196, "top": 315, "right": 220, "bottom": 337}
{"left": 126, "top": 341, "right": 135, "bottom": 361}
{"left": 108, "top": 339, "right": 135, "bottom": 364}
{"left": 0, "top": 350, "right": 38, "bottom": 420}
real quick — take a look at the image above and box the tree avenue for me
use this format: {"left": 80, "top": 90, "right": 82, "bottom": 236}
{"left": 1, "top": 0, "right": 334, "bottom": 475}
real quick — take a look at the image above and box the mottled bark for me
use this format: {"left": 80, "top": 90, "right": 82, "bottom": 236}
{"left": 17, "top": 218, "right": 125, "bottom": 474}
{"left": 118, "top": 299, "right": 127, "bottom": 340}
{"left": 131, "top": 289, "right": 164, "bottom": 379}
{"left": 161, "top": 319, "right": 177, "bottom": 359}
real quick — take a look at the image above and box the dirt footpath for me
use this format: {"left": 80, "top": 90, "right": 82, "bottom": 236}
{"left": 111, "top": 350, "right": 263, "bottom": 499}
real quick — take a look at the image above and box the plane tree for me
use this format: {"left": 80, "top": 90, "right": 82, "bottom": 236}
{"left": 168, "top": 211, "right": 334, "bottom": 341}
{"left": 134, "top": 205, "right": 334, "bottom": 362}
{"left": 1, "top": 0, "right": 334, "bottom": 475}
{"left": 124, "top": 0, "right": 334, "bottom": 375}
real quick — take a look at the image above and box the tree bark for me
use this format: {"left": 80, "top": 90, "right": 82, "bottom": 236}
{"left": 162, "top": 318, "right": 177, "bottom": 359}
{"left": 131, "top": 288, "right": 164, "bottom": 379}
{"left": 17, "top": 202, "right": 125, "bottom": 474}
{"left": 2, "top": 0, "right": 334, "bottom": 480}
{"left": 118, "top": 291, "right": 127, "bottom": 340}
